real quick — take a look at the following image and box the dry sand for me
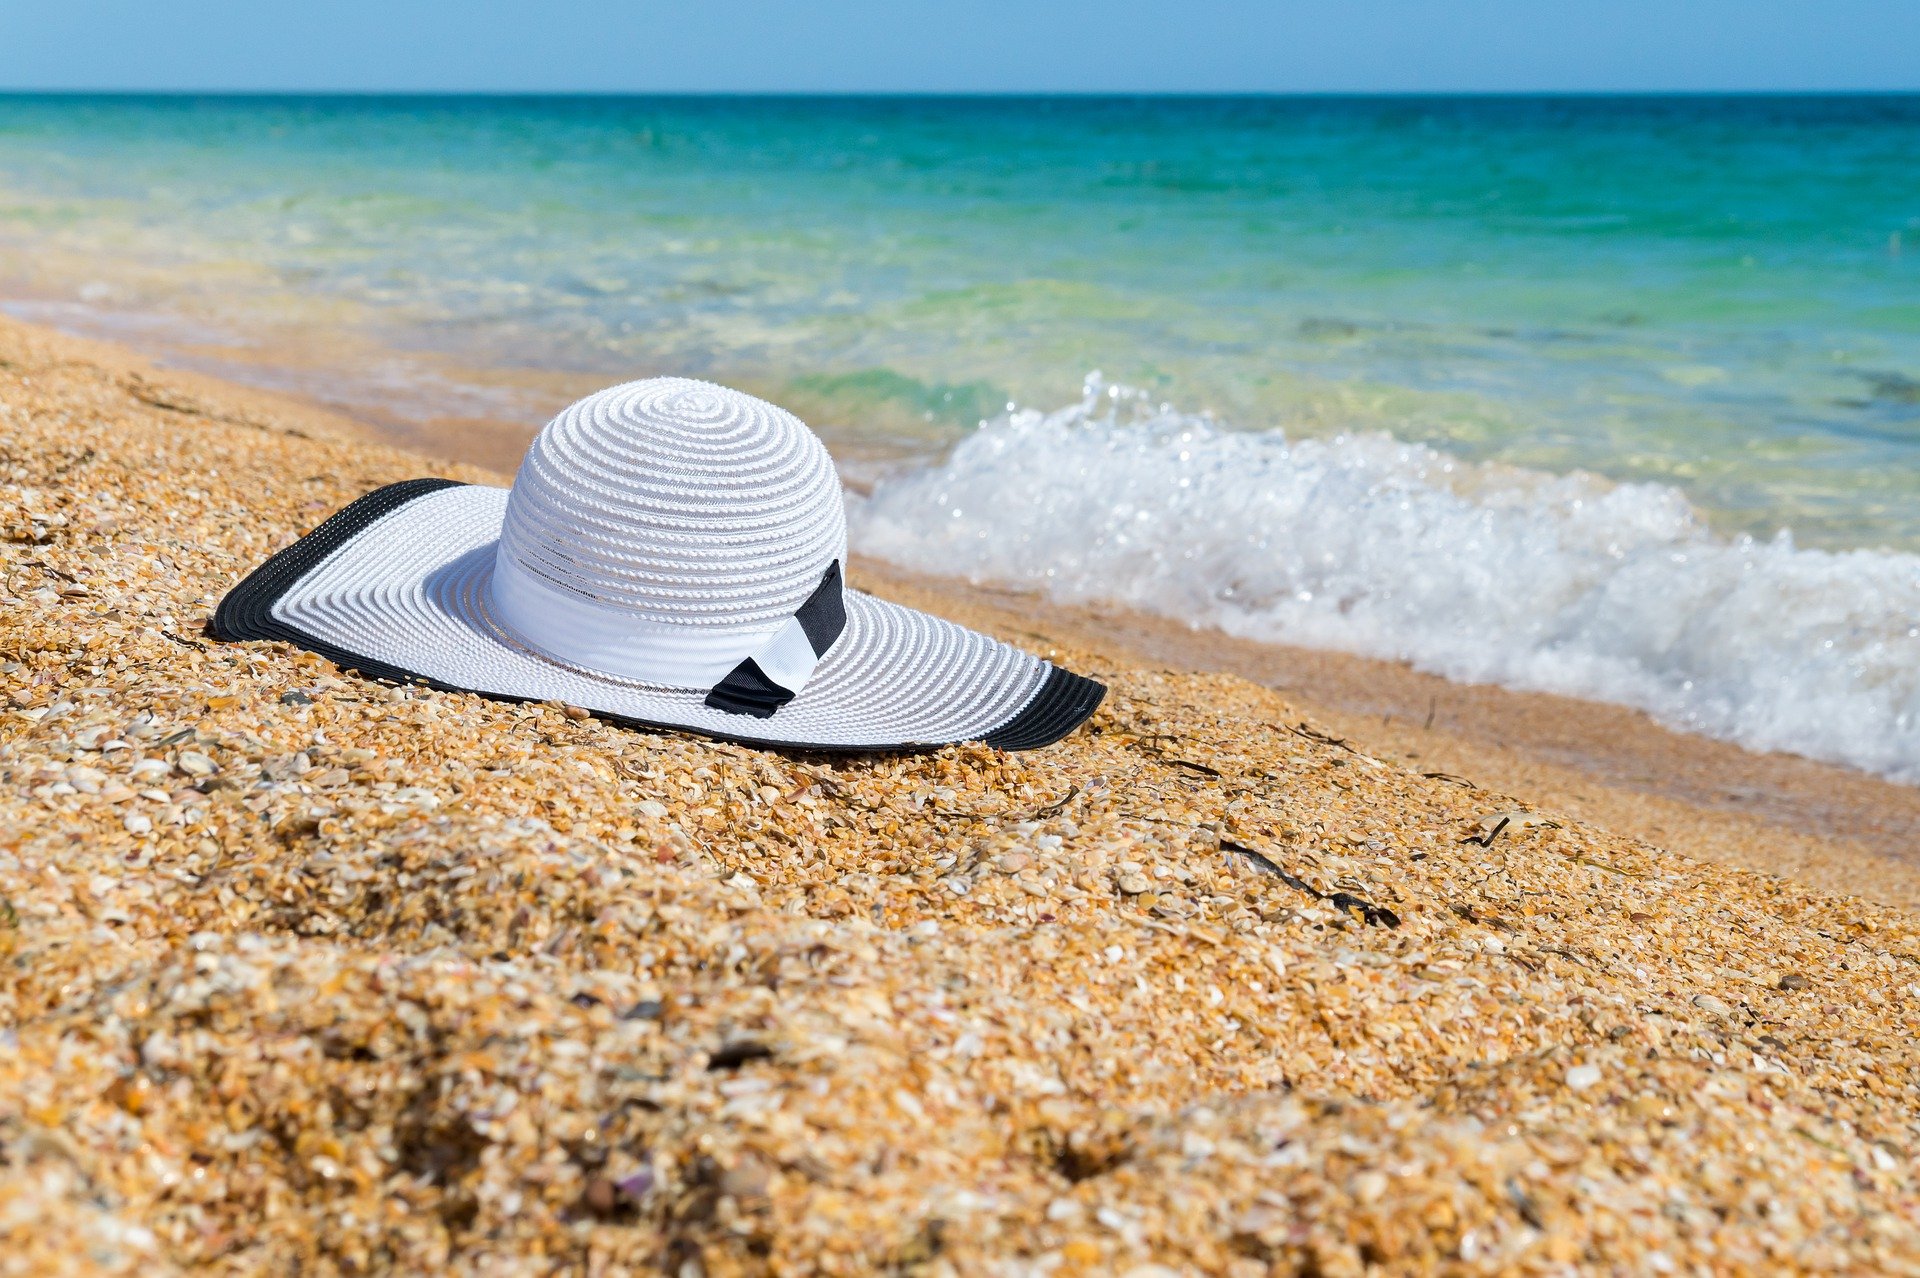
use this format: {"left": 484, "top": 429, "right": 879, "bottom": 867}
{"left": 5, "top": 313, "right": 1920, "bottom": 1275}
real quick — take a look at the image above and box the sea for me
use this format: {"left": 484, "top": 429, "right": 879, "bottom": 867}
{"left": 1, "top": 94, "right": 1916, "bottom": 778}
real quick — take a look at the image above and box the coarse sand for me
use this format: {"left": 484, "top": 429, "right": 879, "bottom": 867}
{"left": 4, "top": 315, "right": 1920, "bottom": 1275}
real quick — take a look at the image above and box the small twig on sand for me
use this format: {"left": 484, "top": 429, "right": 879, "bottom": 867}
{"left": 1286, "top": 722, "right": 1355, "bottom": 754}
{"left": 1327, "top": 891, "right": 1402, "bottom": 930}
{"left": 1460, "top": 816, "right": 1511, "bottom": 849}
{"left": 1451, "top": 901, "right": 1515, "bottom": 932}
{"left": 1221, "top": 838, "right": 1400, "bottom": 929}
{"left": 1125, "top": 732, "right": 1225, "bottom": 779}
{"left": 1221, "top": 839, "right": 1319, "bottom": 896}
{"left": 1031, "top": 785, "right": 1079, "bottom": 820}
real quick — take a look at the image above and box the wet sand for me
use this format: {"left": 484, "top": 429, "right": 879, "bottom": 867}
{"left": 5, "top": 313, "right": 1920, "bottom": 1274}
{"left": 855, "top": 562, "right": 1920, "bottom": 911}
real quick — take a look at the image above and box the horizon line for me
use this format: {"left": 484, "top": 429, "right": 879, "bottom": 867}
{"left": 3, "top": 87, "right": 1918, "bottom": 99}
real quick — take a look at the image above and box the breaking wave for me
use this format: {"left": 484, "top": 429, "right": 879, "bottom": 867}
{"left": 852, "top": 377, "right": 1920, "bottom": 782}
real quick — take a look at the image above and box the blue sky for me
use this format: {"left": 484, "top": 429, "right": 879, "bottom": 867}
{"left": 3, "top": 0, "right": 1917, "bottom": 94}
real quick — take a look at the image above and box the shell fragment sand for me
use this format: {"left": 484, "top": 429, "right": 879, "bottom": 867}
{"left": 3, "top": 315, "right": 1920, "bottom": 1274}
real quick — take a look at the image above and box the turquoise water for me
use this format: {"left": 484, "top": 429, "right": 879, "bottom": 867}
{"left": 2, "top": 95, "right": 1918, "bottom": 776}
{"left": 1, "top": 94, "right": 1916, "bottom": 543}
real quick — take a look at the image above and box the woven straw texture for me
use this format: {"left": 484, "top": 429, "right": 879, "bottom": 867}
{"left": 270, "top": 484, "right": 1055, "bottom": 748}
{"left": 239, "top": 378, "right": 1102, "bottom": 749}
{"left": 502, "top": 378, "right": 845, "bottom": 629}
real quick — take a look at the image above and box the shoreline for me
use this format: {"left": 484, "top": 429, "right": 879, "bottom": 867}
{"left": 16, "top": 294, "right": 1920, "bottom": 796}
{"left": 6, "top": 312, "right": 1920, "bottom": 1272}
{"left": 0, "top": 292, "right": 578, "bottom": 475}
{"left": 854, "top": 560, "right": 1920, "bottom": 910}
{"left": 16, "top": 302, "right": 1918, "bottom": 901}
{"left": 0, "top": 295, "right": 963, "bottom": 480}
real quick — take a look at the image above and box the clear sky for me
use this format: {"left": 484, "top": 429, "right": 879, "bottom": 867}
{"left": 3, "top": 0, "right": 1917, "bottom": 94}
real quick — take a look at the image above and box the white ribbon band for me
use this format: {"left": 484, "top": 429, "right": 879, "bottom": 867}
{"left": 489, "top": 551, "right": 777, "bottom": 689}
{"left": 750, "top": 615, "right": 824, "bottom": 694}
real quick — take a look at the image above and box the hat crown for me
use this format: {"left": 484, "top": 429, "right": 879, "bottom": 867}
{"left": 499, "top": 378, "right": 846, "bottom": 629}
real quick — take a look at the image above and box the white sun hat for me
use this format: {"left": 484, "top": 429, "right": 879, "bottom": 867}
{"left": 213, "top": 377, "right": 1104, "bottom": 751}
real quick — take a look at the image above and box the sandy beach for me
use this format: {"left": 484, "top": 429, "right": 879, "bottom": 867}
{"left": 6, "top": 312, "right": 1920, "bottom": 1273}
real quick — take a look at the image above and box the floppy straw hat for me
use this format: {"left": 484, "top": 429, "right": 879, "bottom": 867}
{"left": 213, "top": 378, "right": 1105, "bottom": 751}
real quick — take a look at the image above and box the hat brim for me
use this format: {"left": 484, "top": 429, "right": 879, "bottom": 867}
{"left": 212, "top": 479, "right": 1104, "bottom": 753}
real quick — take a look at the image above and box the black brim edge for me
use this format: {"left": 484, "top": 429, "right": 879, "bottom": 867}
{"left": 979, "top": 665, "right": 1107, "bottom": 750}
{"left": 212, "top": 478, "right": 1104, "bottom": 754}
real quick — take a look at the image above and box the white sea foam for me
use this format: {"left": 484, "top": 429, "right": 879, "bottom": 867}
{"left": 851, "top": 376, "right": 1920, "bottom": 782}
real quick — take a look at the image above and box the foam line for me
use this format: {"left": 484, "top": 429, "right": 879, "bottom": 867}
{"left": 852, "top": 377, "right": 1920, "bottom": 782}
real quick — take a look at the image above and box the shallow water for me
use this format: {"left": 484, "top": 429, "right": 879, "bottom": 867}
{"left": 1, "top": 93, "right": 1916, "bottom": 774}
